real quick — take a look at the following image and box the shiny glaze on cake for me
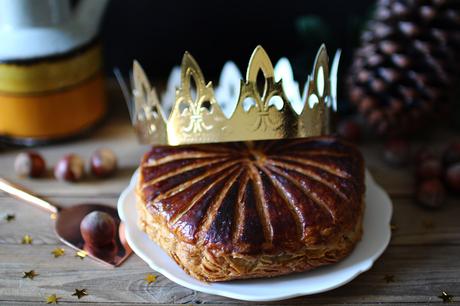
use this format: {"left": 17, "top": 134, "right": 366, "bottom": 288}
{"left": 138, "top": 137, "right": 364, "bottom": 255}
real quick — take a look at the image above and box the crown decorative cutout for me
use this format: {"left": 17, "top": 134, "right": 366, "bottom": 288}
{"left": 129, "top": 44, "right": 340, "bottom": 146}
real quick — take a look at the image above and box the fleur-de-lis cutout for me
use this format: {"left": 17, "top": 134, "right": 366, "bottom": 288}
{"left": 238, "top": 45, "right": 289, "bottom": 132}
{"left": 174, "top": 52, "right": 223, "bottom": 133}
{"left": 132, "top": 61, "right": 167, "bottom": 143}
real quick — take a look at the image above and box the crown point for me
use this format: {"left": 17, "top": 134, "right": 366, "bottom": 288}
{"left": 251, "top": 45, "right": 268, "bottom": 57}
{"left": 181, "top": 51, "right": 196, "bottom": 65}
{"left": 180, "top": 51, "right": 205, "bottom": 86}
{"left": 181, "top": 51, "right": 201, "bottom": 69}
{"left": 317, "top": 44, "right": 328, "bottom": 57}
{"left": 247, "top": 45, "right": 274, "bottom": 81}
{"left": 182, "top": 51, "right": 190, "bottom": 61}
{"left": 315, "top": 44, "right": 329, "bottom": 63}
{"left": 133, "top": 60, "right": 142, "bottom": 72}
{"left": 255, "top": 45, "right": 264, "bottom": 51}
{"left": 132, "top": 60, "right": 150, "bottom": 91}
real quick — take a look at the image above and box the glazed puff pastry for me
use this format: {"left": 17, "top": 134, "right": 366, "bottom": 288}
{"left": 136, "top": 137, "right": 365, "bottom": 281}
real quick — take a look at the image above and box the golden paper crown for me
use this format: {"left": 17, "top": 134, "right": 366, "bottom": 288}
{"left": 130, "top": 44, "right": 340, "bottom": 145}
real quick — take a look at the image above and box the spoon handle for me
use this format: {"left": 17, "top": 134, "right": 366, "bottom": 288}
{"left": 0, "top": 178, "right": 59, "bottom": 214}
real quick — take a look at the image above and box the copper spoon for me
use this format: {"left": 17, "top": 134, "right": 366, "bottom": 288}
{"left": 0, "top": 178, "right": 132, "bottom": 267}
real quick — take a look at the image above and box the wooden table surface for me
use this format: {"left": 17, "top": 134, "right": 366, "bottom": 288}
{"left": 0, "top": 85, "right": 459, "bottom": 305}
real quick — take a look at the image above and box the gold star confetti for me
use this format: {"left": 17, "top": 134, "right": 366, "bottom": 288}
{"left": 46, "top": 294, "right": 61, "bottom": 304}
{"left": 50, "top": 213, "right": 57, "bottom": 220}
{"left": 438, "top": 291, "right": 454, "bottom": 303}
{"left": 51, "top": 248, "right": 65, "bottom": 258}
{"left": 145, "top": 273, "right": 157, "bottom": 284}
{"left": 383, "top": 274, "right": 395, "bottom": 283}
{"left": 422, "top": 219, "right": 435, "bottom": 229}
{"left": 22, "top": 234, "right": 32, "bottom": 244}
{"left": 22, "top": 270, "right": 38, "bottom": 280}
{"left": 5, "top": 214, "right": 15, "bottom": 222}
{"left": 72, "top": 288, "right": 88, "bottom": 299}
{"left": 390, "top": 223, "right": 398, "bottom": 231}
{"left": 75, "top": 250, "right": 87, "bottom": 259}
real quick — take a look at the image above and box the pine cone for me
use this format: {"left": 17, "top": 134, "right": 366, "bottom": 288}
{"left": 348, "top": 0, "right": 460, "bottom": 136}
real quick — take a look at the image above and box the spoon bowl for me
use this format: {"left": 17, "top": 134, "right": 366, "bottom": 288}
{"left": 0, "top": 178, "right": 132, "bottom": 267}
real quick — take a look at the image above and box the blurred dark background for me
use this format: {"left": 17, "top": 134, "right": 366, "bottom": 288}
{"left": 100, "top": 0, "right": 374, "bottom": 83}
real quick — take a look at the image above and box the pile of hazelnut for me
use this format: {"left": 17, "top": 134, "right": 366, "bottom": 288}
{"left": 14, "top": 148, "right": 118, "bottom": 182}
{"left": 382, "top": 139, "right": 460, "bottom": 209}
{"left": 414, "top": 142, "right": 460, "bottom": 209}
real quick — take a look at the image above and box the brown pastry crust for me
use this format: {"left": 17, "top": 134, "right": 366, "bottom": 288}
{"left": 136, "top": 137, "right": 365, "bottom": 282}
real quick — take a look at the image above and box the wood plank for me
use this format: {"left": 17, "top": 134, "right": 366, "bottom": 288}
{"left": 1, "top": 196, "right": 460, "bottom": 304}
{"left": 0, "top": 243, "right": 458, "bottom": 304}
{"left": 361, "top": 145, "right": 414, "bottom": 197}
{"left": 389, "top": 197, "right": 460, "bottom": 246}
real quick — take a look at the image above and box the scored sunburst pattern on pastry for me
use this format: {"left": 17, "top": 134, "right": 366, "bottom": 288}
{"left": 139, "top": 137, "right": 364, "bottom": 254}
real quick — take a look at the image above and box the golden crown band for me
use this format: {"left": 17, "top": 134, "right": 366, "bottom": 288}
{"left": 129, "top": 44, "right": 340, "bottom": 146}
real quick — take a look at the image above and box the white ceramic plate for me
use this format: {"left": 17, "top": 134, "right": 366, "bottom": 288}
{"left": 118, "top": 169, "right": 392, "bottom": 302}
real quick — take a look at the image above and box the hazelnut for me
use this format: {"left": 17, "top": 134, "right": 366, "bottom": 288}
{"left": 416, "top": 179, "right": 446, "bottom": 209}
{"left": 54, "top": 154, "right": 84, "bottom": 182}
{"left": 80, "top": 211, "right": 117, "bottom": 247}
{"left": 383, "top": 138, "right": 410, "bottom": 166}
{"left": 415, "top": 158, "right": 442, "bottom": 181}
{"left": 337, "top": 119, "right": 362, "bottom": 142}
{"left": 445, "top": 163, "right": 460, "bottom": 193}
{"left": 442, "top": 141, "right": 460, "bottom": 167}
{"left": 80, "top": 211, "right": 118, "bottom": 260}
{"left": 14, "top": 151, "right": 46, "bottom": 178}
{"left": 90, "top": 148, "right": 117, "bottom": 178}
